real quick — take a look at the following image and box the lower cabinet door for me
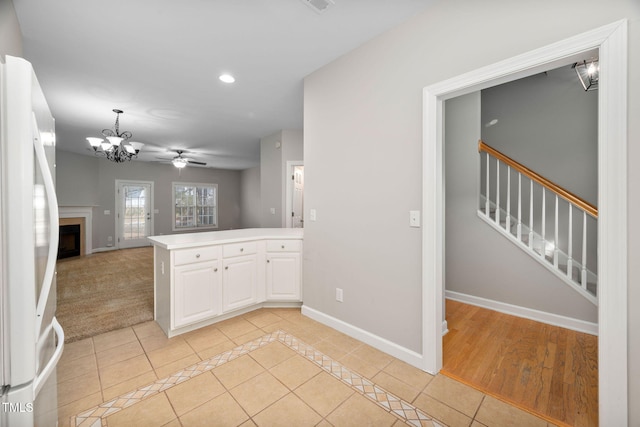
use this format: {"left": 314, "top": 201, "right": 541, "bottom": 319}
{"left": 266, "top": 252, "right": 301, "bottom": 300}
{"left": 222, "top": 254, "right": 257, "bottom": 312}
{"left": 174, "top": 260, "right": 220, "bottom": 328}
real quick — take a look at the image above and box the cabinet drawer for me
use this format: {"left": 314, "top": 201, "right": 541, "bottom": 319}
{"left": 266, "top": 239, "right": 302, "bottom": 253}
{"left": 174, "top": 246, "right": 221, "bottom": 266}
{"left": 223, "top": 241, "right": 257, "bottom": 258}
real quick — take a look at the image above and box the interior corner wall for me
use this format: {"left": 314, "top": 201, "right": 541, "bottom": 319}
{"left": 240, "top": 166, "right": 261, "bottom": 228}
{"left": 260, "top": 132, "right": 283, "bottom": 227}
{"left": 444, "top": 93, "right": 597, "bottom": 323}
{"left": 303, "top": 2, "right": 639, "bottom": 417}
{"left": 56, "top": 150, "right": 242, "bottom": 250}
{"left": 0, "top": 0, "right": 23, "bottom": 60}
{"left": 259, "top": 129, "right": 304, "bottom": 228}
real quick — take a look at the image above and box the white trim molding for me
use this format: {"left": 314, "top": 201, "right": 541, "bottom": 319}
{"left": 422, "top": 20, "right": 628, "bottom": 425}
{"left": 446, "top": 291, "right": 598, "bottom": 336}
{"left": 301, "top": 305, "right": 424, "bottom": 368}
{"left": 59, "top": 206, "right": 93, "bottom": 255}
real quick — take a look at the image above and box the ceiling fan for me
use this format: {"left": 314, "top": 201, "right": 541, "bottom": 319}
{"left": 157, "top": 150, "right": 207, "bottom": 168}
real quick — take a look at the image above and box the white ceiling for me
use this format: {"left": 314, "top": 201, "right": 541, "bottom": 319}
{"left": 13, "top": 0, "right": 435, "bottom": 169}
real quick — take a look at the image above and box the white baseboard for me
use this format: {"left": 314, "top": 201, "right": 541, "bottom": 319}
{"left": 442, "top": 320, "right": 449, "bottom": 336}
{"left": 446, "top": 291, "right": 598, "bottom": 336}
{"left": 301, "top": 305, "right": 425, "bottom": 370}
{"left": 92, "top": 246, "right": 118, "bottom": 253}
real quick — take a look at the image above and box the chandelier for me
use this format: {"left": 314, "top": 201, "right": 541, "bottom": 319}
{"left": 86, "top": 109, "right": 143, "bottom": 163}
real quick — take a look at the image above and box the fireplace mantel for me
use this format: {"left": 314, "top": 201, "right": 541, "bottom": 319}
{"left": 59, "top": 206, "right": 93, "bottom": 255}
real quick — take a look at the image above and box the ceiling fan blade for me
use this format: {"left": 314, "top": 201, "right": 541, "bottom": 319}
{"left": 187, "top": 160, "right": 207, "bottom": 166}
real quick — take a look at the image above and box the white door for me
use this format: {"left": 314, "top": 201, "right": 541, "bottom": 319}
{"left": 117, "top": 181, "right": 153, "bottom": 248}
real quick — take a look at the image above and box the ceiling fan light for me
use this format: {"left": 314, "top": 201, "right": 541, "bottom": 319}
{"left": 100, "top": 142, "right": 113, "bottom": 151}
{"left": 172, "top": 158, "right": 188, "bottom": 168}
{"left": 86, "top": 137, "right": 103, "bottom": 147}
{"left": 124, "top": 144, "right": 136, "bottom": 154}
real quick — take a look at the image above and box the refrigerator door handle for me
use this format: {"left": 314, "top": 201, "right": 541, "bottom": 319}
{"left": 33, "top": 317, "right": 64, "bottom": 397}
{"left": 32, "top": 114, "right": 59, "bottom": 334}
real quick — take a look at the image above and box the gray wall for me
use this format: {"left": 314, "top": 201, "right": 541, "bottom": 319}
{"left": 260, "top": 130, "right": 303, "bottom": 227}
{"left": 445, "top": 93, "right": 597, "bottom": 322}
{"left": 56, "top": 150, "right": 242, "bottom": 250}
{"left": 240, "top": 166, "right": 261, "bottom": 228}
{"left": 260, "top": 132, "right": 283, "bottom": 228}
{"left": 0, "top": 0, "right": 22, "bottom": 61}
{"left": 481, "top": 66, "right": 598, "bottom": 206}
{"left": 303, "top": 0, "right": 640, "bottom": 423}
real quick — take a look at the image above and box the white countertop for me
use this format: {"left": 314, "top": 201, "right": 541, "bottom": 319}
{"left": 148, "top": 228, "right": 303, "bottom": 250}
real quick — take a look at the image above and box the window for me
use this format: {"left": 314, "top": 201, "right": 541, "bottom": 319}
{"left": 173, "top": 182, "right": 218, "bottom": 231}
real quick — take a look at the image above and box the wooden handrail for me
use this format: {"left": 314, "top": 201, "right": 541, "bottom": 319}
{"left": 478, "top": 140, "right": 598, "bottom": 218}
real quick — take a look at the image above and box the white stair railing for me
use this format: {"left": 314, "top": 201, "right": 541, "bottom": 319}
{"left": 478, "top": 140, "right": 598, "bottom": 305}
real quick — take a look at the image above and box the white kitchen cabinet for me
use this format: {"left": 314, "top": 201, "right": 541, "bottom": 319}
{"left": 174, "top": 260, "right": 221, "bottom": 328}
{"left": 149, "top": 229, "right": 303, "bottom": 338}
{"left": 266, "top": 239, "right": 302, "bottom": 301}
{"left": 266, "top": 252, "right": 301, "bottom": 300}
{"left": 222, "top": 254, "right": 258, "bottom": 312}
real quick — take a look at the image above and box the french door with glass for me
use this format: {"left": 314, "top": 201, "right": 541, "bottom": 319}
{"left": 116, "top": 180, "right": 153, "bottom": 249}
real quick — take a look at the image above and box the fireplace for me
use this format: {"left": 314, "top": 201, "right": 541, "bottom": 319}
{"left": 58, "top": 224, "right": 81, "bottom": 259}
{"left": 58, "top": 217, "right": 86, "bottom": 259}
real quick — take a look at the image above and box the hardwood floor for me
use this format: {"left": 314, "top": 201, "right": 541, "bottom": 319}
{"left": 442, "top": 299, "right": 598, "bottom": 427}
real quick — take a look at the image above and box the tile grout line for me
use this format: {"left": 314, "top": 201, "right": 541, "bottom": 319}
{"left": 70, "top": 330, "right": 445, "bottom": 427}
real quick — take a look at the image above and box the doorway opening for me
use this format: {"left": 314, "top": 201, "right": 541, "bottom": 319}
{"left": 286, "top": 161, "right": 304, "bottom": 228}
{"left": 422, "top": 20, "right": 628, "bottom": 425}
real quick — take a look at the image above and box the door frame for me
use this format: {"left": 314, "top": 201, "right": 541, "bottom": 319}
{"left": 285, "top": 160, "right": 304, "bottom": 228}
{"left": 422, "top": 20, "right": 628, "bottom": 424}
{"left": 115, "top": 180, "right": 154, "bottom": 249}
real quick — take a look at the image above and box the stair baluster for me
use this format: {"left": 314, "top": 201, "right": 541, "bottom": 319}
{"left": 506, "top": 166, "right": 511, "bottom": 233}
{"left": 495, "top": 158, "right": 500, "bottom": 226}
{"left": 567, "top": 204, "right": 573, "bottom": 280}
{"left": 541, "top": 187, "right": 546, "bottom": 258}
{"left": 582, "top": 211, "right": 588, "bottom": 291}
{"left": 477, "top": 140, "right": 598, "bottom": 305}
{"left": 554, "top": 195, "right": 559, "bottom": 268}
{"left": 529, "top": 180, "right": 534, "bottom": 250}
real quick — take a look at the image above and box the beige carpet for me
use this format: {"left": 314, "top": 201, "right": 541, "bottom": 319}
{"left": 56, "top": 247, "right": 154, "bottom": 343}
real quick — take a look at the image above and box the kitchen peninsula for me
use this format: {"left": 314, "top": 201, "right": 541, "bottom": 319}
{"left": 148, "top": 228, "right": 303, "bottom": 337}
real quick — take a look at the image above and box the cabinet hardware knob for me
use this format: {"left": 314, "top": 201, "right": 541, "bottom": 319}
{"left": 225, "top": 266, "right": 229, "bottom": 270}
{"left": 240, "top": 248, "right": 244, "bottom": 252}
{"left": 214, "top": 268, "right": 218, "bottom": 272}
{"left": 281, "top": 245, "right": 285, "bottom": 249}
{"left": 196, "top": 254, "right": 201, "bottom": 258}
{"left": 267, "top": 260, "right": 270, "bottom": 263}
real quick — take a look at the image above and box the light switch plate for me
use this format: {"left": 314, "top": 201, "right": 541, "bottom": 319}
{"left": 409, "top": 210, "right": 421, "bottom": 227}
{"left": 310, "top": 209, "right": 317, "bottom": 221}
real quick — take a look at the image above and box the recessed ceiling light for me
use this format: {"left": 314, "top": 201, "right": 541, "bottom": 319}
{"left": 219, "top": 74, "right": 235, "bottom": 83}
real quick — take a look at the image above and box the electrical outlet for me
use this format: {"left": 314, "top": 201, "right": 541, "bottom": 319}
{"left": 336, "top": 288, "right": 343, "bottom": 302}
{"left": 161, "top": 261, "right": 165, "bottom": 275}
{"left": 108, "top": 236, "right": 113, "bottom": 242}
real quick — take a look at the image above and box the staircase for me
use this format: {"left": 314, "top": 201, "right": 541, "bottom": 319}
{"left": 478, "top": 141, "right": 598, "bottom": 305}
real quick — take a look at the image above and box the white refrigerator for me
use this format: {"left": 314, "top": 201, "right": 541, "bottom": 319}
{"left": 0, "top": 56, "right": 64, "bottom": 426}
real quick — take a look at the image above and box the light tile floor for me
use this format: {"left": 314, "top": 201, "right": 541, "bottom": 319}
{"left": 57, "top": 308, "right": 557, "bottom": 427}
